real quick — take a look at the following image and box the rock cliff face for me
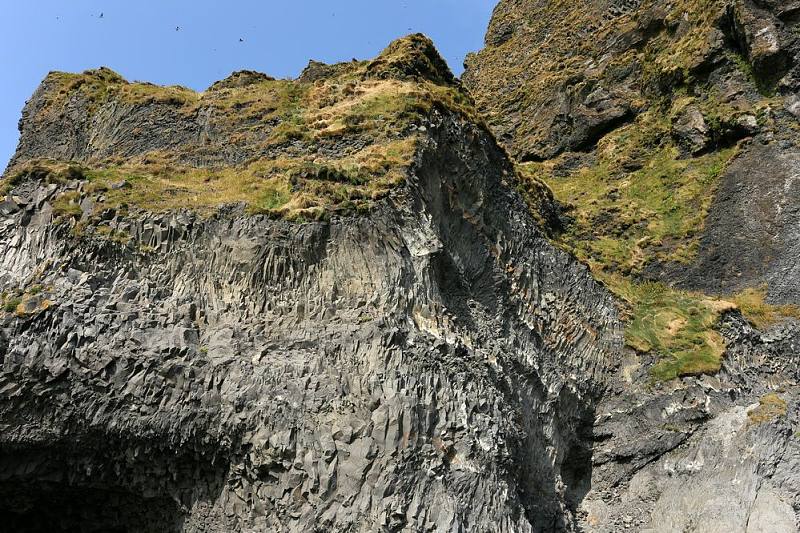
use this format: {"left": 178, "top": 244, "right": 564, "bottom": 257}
{"left": 3, "top": 2, "right": 800, "bottom": 531}
{"left": 464, "top": 0, "right": 800, "bottom": 304}
{"left": 465, "top": 1, "right": 800, "bottom": 531}
{"left": 0, "top": 37, "right": 620, "bottom": 532}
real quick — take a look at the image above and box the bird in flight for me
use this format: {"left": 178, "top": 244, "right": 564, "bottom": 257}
{"left": 99, "top": 12, "right": 104, "bottom": 18}
{"left": 176, "top": 26, "right": 181, "bottom": 31}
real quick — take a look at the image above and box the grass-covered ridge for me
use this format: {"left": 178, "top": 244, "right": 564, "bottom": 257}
{"left": 5, "top": 35, "right": 480, "bottom": 220}
{"left": 8, "top": 139, "right": 417, "bottom": 221}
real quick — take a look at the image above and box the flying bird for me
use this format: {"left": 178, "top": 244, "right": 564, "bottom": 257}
{"left": 239, "top": 38, "right": 244, "bottom": 42}
{"left": 99, "top": 12, "right": 104, "bottom": 18}
{"left": 176, "top": 26, "right": 181, "bottom": 31}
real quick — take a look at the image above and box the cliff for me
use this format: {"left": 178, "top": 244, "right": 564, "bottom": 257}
{"left": 0, "top": 36, "right": 619, "bottom": 532}
{"left": 465, "top": 1, "right": 800, "bottom": 531}
{"left": 3, "top": 2, "right": 800, "bottom": 531}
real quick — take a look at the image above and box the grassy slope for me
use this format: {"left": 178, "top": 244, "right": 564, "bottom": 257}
{"left": 522, "top": 107, "right": 799, "bottom": 380}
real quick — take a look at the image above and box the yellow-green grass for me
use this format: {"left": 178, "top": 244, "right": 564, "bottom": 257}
{"left": 603, "top": 274, "right": 729, "bottom": 380}
{"left": 748, "top": 393, "right": 788, "bottom": 424}
{"left": 10, "top": 138, "right": 416, "bottom": 221}
{"left": 9, "top": 38, "right": 478, "bottom": 220}
{"left": 1, "top": 288, "right": 52, "bottom": 317}
{"left": 466, "top": 0, "right": 729, "bottom": 154}
{"left": 517, "top": 101, "right": 800, "bottom": 380}
{"left": 39, "top": 49, "right": 473, "bottom": 155}
{"left": 732, "top": 288, "right": 800, "bottom": 330}
{"left": 522, "top": 122, "right": 735, "bottom": 276}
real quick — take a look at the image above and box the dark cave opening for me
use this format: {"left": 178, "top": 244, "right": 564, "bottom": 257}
{"left": 0, "top": 482, "right": 184, "bottom": 533}
{"left": 0, "top": 482, "right": 183, "bottom": 533}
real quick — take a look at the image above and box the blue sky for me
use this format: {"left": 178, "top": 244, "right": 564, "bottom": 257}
{"left": 0, "top": 0, "right": 496, "bottom": 171}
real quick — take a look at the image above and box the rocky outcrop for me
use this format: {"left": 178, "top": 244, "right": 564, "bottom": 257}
{"left": 463, "top": 0, "right": 799, "bottom": 160}
{"left": 579, "top": 313, "right": 800, "bottom": 532}
{"left": 465, "top": 0, "right": 800, "bottom": 303}
{"left": 0, "top": 39, "right": 620, "bottom": 532}
{"left": 465, "top": 1, "right": 800, "bottom": 531}
{"left": 4, "top": 2, "right": 800, "bottom": 530}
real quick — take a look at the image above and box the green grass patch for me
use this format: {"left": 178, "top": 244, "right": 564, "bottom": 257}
{"left": 94, "top": 225, "right": 132, "bottom": 245}
{"left": 603, "top": 274, "right": 729, "bottom": 380}
{"left": 51, "top": 191, "right": 83, "bottom": 218}
{"left": 523, "top": 120, "right": 735, "bottom": 276}
{"left": 9, "top": 36, "right": 476, "bottom": 221}
{"left": 10, "top": 137, "right": 417, "bottom": 221}
{"left": 727, "top": 51, "right": 778, "bottom": 97}
{"left": 519, "top": 107, "right": 740, "bottom": 381}
{"left": 3, "top": 297, "right": 21, "bottom": 313}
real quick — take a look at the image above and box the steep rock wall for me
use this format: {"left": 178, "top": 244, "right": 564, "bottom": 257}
{"left": 0, "top": 107, "right": 620, "bottom": 532}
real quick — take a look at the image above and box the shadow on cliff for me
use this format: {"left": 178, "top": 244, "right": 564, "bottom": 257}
{"left": 0, "top": 436, "right": 229, "bottom": 532}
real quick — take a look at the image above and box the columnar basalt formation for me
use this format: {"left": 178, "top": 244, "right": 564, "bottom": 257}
{"left": 0, "top": 36, "right": 620, "bottom": 532}
{"left": 3, "top": 1, "right": 800, "bottom": 530}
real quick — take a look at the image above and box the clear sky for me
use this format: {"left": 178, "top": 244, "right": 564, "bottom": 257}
{"left": 0, "top": 0, "right": 497, "bottom": 172}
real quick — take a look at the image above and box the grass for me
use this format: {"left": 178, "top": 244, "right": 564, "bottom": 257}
{"left": 465, "top": 0, "right": 731, "bottom": 158}
{"left": 727, "top": 51, "right": 779, "bottom": 97}
{"left": 94, "top": 226, "right": 132, "bottom": 244}
{"left": 639, "top": 0, "right": 729, "bottom": 88}
{"left": 515, "top": 98, "right": 797, "bottom": 381}
{"left": 51, "top": 191, "right": 83, "bottom": 218}
{"left": 37, "top": 36, "right": 472, "bottom": 159}
{"left": 521, "top": 110, "right": 736, "bottom": 276}
{"left": 45, "top": 68, "right": 199, "bottom": 113}
{"left": 603, "top": 274, "right": 730, "bottom": 380}
{"left": 0, "top": 160, "right": 85, "bottom": 196}
{"left": 1, "top": 284, "right": 55, "bottom": 317}
{"left": 3, "top": 297, "right": 21, "bottom": 313}
{"left": 466, "top": 0, "right": 795, "bottom": 383}
{"left": 523, "top": 102, "right": 800, "bottom": 380}
{"left": 8, "top": 36, "right": 475, "bottom": 222}
{"left": 748, "top": 393, "right": 787, "bottom": 424}
{"left": 11, "top": 137, "right": 417, "bottom": 222}
{"left": 365, "top": 33, "right": 456, "bottom": 86}
{"left": 732, "top": 288, "right": 800, "bottom": 330}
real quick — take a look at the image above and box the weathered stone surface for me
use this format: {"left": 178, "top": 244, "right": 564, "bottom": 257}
{"left": 578, "top": 313, "right": 800, "bottom": 532}
{"left": 671, "top": 106, "right": 710, "bottom": 155}
{"left": 0, "top": 98, "right": 620, "bottom": 531}
{"left": 3, "top": 2, "right": 800, "bottom": 530}
{"left": 463, "top": 0, "right": 798, "bottom": 161}
{"left": 464, "top": 1, "right": 800, "bottom": 531}
{"left": 656, "top": 142, "right": 800, "bottom": 304}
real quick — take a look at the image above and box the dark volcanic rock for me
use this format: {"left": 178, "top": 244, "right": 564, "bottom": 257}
{"left": 4, "top": 4, "right": 800, "bottom": 531}
{"left": 464, "top": 1, "right": 800, "bottom": 531}
{"left": 462, "top": 0, "right": 799, "bottom": 162}
{"left": 0, "top": 58, "right": 619, "bottom": 531}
